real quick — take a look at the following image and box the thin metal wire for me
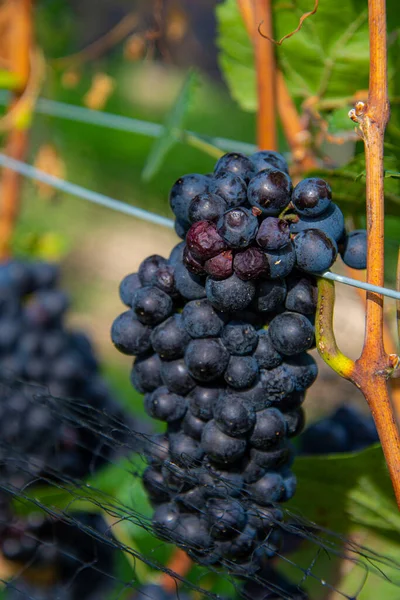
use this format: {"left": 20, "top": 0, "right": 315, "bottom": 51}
{"left": 0, "top": 92, "right": 257, "bottom": 155}
{"left": 1, "top": 152, "right": 400, "bottom": 301}
{"left": 0, "top": 153, "right": 174, "bottom": 229}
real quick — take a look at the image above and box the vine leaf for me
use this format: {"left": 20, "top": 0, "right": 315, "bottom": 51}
{"left": 141, "top": 70, "right": 197, "bottom": 181}
{"left": 216, "top": 0, "right": 400, "bottom": 112}
{"left": 289, "top": 444, "right": 399, "bottom": 540}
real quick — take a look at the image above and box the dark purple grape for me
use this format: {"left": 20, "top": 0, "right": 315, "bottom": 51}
{"left": 268, "top": 312, "right": 314, "bottom": 356}
{"left": 119, "top": 273, "right": 141, "bottom": 307}
{"left": 241, "top": 457, "right": 267, "bottom": 484}
{"left": 214, "top": 152, "right": 255, "bottom": 182}
{"left": 263, "top": 243, "right": 296, "bottom": 279}
{"left": 260, "top": 365, "right": 296, "bottom": 402}
{"left": 111, "top": 311, "right": 151, "bottom": 355}
{"left": 253, "top": 330, "right": 282, "bottom": 369}
{"left": 340, "top": 230, "right": 367, "bottom": 269}
{"left": 233, "top": 247, "right": 268, "bottom": 280}
{"left": 151, "top": 264, "right": 178, "bottom": 297}
{"left": 185, "top": 338, "right": 229, "bottom": 382}
{"left": 282, "top": 470, "right": 297, "bottom": 501}
{"left": 142, "top": 467, "right": 170, "bottom": 502}
{"left": 248, "top": 472, "right": 286, "bottom": 505}
{"left": 250, "top": 150, "right": 289, "bottom": 175}
{"left": 251, "top": 278, "right": 287, "bottom": 313}
{"left": 301, "top": 419, "right": 350, "bottom": 454}
{"left": 256, "top": 217, "right": 290, "bottom": 250}
{"left": 200, "top": 462, "right": 244, "bottom": 499}
{"left": 213, "top": 395, "right": 256, "bottom": 437}
{"left": 206, "top": 498, "right": 247, "bottom": 539}
{"left": 171, "top": 514, "right": 213, "bottom": 552}
{"left": 169, "top": 174, "right": 209, "bottom": 224}
{"left": 169, "top": 432, "right": 204, "bottom": 466}
{"left": 132, "top": 286, "right": 173, "bottom": 325}
{"left": 174, "top": 219, "right": 188, "bottom": 239}
{"left": 176, "top": 485, "right": 207, "bottom": 512}
{"left": 150, "top": 314, "right": 190, "bottom": 360}
{"left": 183, "top": 246, "right": 205, "bottom": 275}
{"left": 285, "top": 274, "right": 317, "bottom": 314}
{"left": 189, "top": 193, "right": 227, "bottom": 223}
{"left": 210, "top": 172, "right": 247, "bottom": 208}
{"left": 230, "top": 379, "right": 272, "bottom": 412}
{"left": 188, "top": 386, "right": 220, "bottom": 421}
{"left": 174, "top": 263, "right": 206, "bottom": 300}
{"left": 168, "top": 241, "right": 185, "bottom": 266}
{"left": 247, "top": 169, "right": 293, "bottom": 216}
{"left": 160, "top": 358, "right": 196, "bottom": 394}
{"left": 224, "top": 355, "right": 259, "bottom": 389}
{"left": 186, "top": 221, "right": 227, "bottom": 261}
{"left": 249, "top": 408, "right": 287, "bottom": 449}
{"left": 144, "top": 387, "right": 187, "bottom": 422}
{"left": 131, "top": 353, "right": 163, "bottom": 393}
{"left": 201, "top": 420, "right": 247, "bottom": 464}
{"left": 217, "top": 207, "right": 258, "bottom": 248}
{"left": 152, "top": 503, "right": 180, "bottom": 539}
{"left": 247, "top": 504, "right": 284, "bottom": 532}
{"left": 138, "top": 255, "right": 168, "bottom": 286}
{"left": 284, "top": 353, "right": 318, "bottom": 391}
{"left": 221, "top": 321, "right": 258, "bottom": 356}
{"left": 284, "top": 408, "right": 305, "bottom": 437}
{"left": 204, "top": 250, "right": 233, "bottom": 279}
{"left": 182, "top": 411, "right": 207, "bottom": 440}
{"left": 217, "top": 524, "right": 256, "bottom": 558}
{"left": 293, "top": 229, "right": 338, "bottom": 273}
{"left": 279, "top": 391, "right": 305, "bottom": 412}
{"left": 145, "top": 434, "right": 169, "bottom": 466}
{"left": 206, "top": 274, "right": 256, "bottom": 312}
{"left": 292, "top": 177, "right": 332, "bottom": 216}
{"left": 290, "top": 203, "right": 345, "bottom": 242}
{"left": 182, "top": 299, "right": 224, "bottom": 338}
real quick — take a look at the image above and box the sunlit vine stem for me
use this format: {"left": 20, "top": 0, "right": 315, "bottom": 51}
{"left": 0, "top": 0, "right": 32, "bottom": 260}
{"left": 237, "top": 0, "right": 317, "bottom": 167}
{"left": 316, "top": 0, "right": 400, "bottom": 507}
{"left": 253, "top": 0, "right": 277, "bottom": 150}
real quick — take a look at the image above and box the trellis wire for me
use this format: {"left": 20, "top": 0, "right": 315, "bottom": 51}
{"left": 1, "top": 152, "right": 399, "bottom": 302}
{"left": 0, "top": 93, "right": 257, "bottom": 155}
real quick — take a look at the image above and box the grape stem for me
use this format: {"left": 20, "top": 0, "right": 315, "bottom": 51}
{"left": 317, "top": 0, "right": 400, "bottom": 508}
{"left": 315, "top": 278, "right": 355, "bottom": 379}
{"left": 237, "top": 0, "right": 317, "bottom": 167}
{"left": 253, "top": 0, "right": 277, "bottom": 150}
{"left": 0, "top": 0, "right": 32, "bottom": 261}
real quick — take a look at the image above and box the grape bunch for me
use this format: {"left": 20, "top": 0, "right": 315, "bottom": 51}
{"left": 300, "top": 405, "right": 378, "bottom": 455}
{"left": 111, "top": 150, "right": 367, "bottom": 572}
{"left": 2, "top": 512, "right": 114, "bottom": 600}
{"left": 0, "top": 259, "right": 129, "bottom": 515}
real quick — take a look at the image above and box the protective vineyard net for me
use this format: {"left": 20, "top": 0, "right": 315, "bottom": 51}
{"left": 0, "top": 376, "right": 399, "bottom": 600}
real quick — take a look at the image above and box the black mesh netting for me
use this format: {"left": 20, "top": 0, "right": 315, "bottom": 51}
{"left": 0, "top": 378, "right": 398, "bottom": 600}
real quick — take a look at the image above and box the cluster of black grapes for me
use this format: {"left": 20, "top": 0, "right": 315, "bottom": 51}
{"left": 3, "top": 512, "right": 114, "bottom": 600}
{"left": 111, "top": 150, "right": 367, "bottom": 572}
{"left": 0, "top": 259, "right": 128, "bottom": 599}
{"left": 0, "top": 259, "right": 126, "bottom": 487}
{"left": 300, "top": 405, "right": 379, "bottom": 455}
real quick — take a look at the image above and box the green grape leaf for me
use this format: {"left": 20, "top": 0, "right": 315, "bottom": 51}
{"left": 288, "top": 444, "right": 400, "bottom": 541}
{"left": 215, "top": 0, "right": 256, "bottom": 112}
{"left": 216, "top": 0, "right": 400, "bottom": 112}
{"left": 142, "top": 70, "right": 198, "bottom": 181}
